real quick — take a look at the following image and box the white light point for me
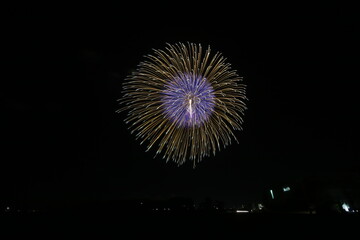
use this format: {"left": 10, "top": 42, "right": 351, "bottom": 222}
{"left": 236, "top": 210, "right": 249, "bottom": 213}
{"left": 342, "top": 203, "right": 350, "bottom": 212}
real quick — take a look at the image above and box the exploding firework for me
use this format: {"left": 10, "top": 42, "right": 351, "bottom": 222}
{"left": 117, "top": 42, "right": 247, "bottom": 167}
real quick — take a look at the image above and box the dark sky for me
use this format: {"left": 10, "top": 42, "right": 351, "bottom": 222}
{"left": 2, "top": 3, "right": 359, "bottom": 208}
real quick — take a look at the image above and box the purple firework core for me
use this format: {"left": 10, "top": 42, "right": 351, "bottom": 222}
{"left": 162, "top": 74, "right": 215, "bottom": 127}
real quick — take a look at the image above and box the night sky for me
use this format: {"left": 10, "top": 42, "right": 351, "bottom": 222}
{"left": 2, "top": 3, "right": 359, "bottom": 209}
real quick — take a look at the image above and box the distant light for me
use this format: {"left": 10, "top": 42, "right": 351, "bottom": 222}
{"left": 6, "top": 207, "right": 10, "bottom": 210}
{"left": 270, "top": 190, "right": 274, "bottom": 199}
{"left": 258, "top": 203, "right": 264, "bottom": 210}
{"left": 283, "top": 187, "right": 290, "bottom": 192}
{"left": 236, "top": 210, "right": 249, "bottom": 213}
{"left": 342, "top": 203, "right": 350, "bottom": 212}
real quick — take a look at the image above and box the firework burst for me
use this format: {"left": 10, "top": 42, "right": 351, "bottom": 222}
{"left": 117, "top": 42, "right": 247, "bottom": 167}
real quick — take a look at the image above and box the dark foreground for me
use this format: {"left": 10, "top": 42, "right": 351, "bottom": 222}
{"left": 3, "top": 211, "right": 359, "bottom": 238}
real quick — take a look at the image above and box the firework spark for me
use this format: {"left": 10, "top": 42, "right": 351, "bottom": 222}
{"left": 117, "top": 42, "right": 247, "bottom": 167}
